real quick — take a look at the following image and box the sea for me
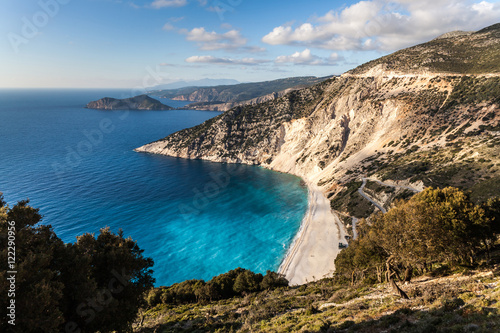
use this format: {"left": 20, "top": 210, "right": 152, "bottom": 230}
{"left": 0, "top": 89, "right": 308, "bottom": 286}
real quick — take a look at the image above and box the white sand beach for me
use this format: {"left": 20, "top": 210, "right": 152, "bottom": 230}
{"left": 278, "top": 183, "right": 347, "bottom": 285}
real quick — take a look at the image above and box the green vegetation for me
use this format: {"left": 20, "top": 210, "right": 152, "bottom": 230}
{"left": 3, "top": 188, "right": 498, "bottom": 332}
{"left": 145, "top": 269, "right": 288, "bottom": 308}
{"left": 0, "top": 195, "right": 154, "bottom": 333}
{"left": 87, "top": 95, "right": 174, "bottom": 110}
{"left": 444, "top": 76, "right": 500, "bottom": 108}
{"left": 135, "top": 187, "right": 500, "bottom": 333}
{"left": 349, "top": 23, "right": 500, "bottom": 75}
{"left": 330, "top": 181, "right": 375, "bottom": 218}
{"left": 336, "top": 188, "right": 500, "bottom": 286}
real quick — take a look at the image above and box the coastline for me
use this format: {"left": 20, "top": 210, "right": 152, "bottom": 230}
{"left": 135, "top": 147, "right": 348, "bottom": 285}
{"left": 278, "top": 182, "right": 347, "bottom": 285}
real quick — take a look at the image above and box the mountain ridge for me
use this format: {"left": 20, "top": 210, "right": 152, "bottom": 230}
{"left": 348, "top": 23, "right": 500, "bottom": 76}
{"left": 148, "top": 78, "right": 240, "bottom": 90}
{"left": 149, "top": 76, "right": 330, "bottom": 108}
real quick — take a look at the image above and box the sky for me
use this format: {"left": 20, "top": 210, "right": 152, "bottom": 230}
{"left": 1, "top": 0, "right": 499, "bottom": 89}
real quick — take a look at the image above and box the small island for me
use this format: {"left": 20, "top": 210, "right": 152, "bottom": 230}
{"left": 86, "top": 94, "right": 174, "bottom": 110}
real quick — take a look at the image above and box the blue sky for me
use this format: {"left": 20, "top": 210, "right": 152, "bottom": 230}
{"left": 1, "top": 0, "right": 499, "bottom": 88}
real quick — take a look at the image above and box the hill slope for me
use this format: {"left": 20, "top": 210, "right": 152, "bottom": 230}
{"left": 135, "top": 267, "right": 500, "bottom": 333}
{"left": 86, "top": 95, "right": 174, "bottom": 110}
{"left": 349, "top": 23, "right": 500, "bottom": 76}
{"left": 149, "top": 76, "right": 329, "bottom": 105}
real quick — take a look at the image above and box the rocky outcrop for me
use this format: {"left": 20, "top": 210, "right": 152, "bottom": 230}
{"left": 86, "top": 95, "right": 174, "bottom": 110}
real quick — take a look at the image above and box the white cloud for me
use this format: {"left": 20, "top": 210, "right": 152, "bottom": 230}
{"left": 275, "top": 49, "right": 343, "bottom": 66}
{"left": 151, "top": 0, "right": 187, "bottom": 9}
{"left": 182, "top": 27, "right": 264, "bottom": 52}
{"left": 276, "top": 49, "right": 316, "bottom": 64}
{"left": 163, "top": 23, "right": 175, "bottom": 31}
{"left": 162, "top": 17, "right": 184, "bottom": 31}
{"left": 185, "top": 55, "right": 269, "bottom": 65}
{"left": 262, "top": 0, "right": 500, "bottom": 51}
{"left": 169, "top": 16, "right": 185, "bottom": 22}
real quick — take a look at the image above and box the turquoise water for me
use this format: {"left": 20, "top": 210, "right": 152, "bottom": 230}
{"left": 0, "top": 89, "right": 308, "bottom": 286}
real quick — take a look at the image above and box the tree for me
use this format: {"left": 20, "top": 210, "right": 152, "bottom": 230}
{"left": 1, "top": 198, "right": 66, "bottom": 332}
{"left": 233, "top": 270, "right": 262, "bottom": 295}
{"left": 0, "top": 195, "right": 154, "bottom": 333}
{"left": 334, "top": 188, "right": 498, "bottom": 298}
{"left": 374, "top": 187, "right": 488, "bottom": 271}
{"left": 260, "top": 270, "right": 288, "bottom": 290}
{"left": 69, "top": 227, "right": 155, "bottom": 333}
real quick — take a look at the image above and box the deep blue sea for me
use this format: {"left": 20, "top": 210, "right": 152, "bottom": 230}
{"left": 0, "top": 89, "right": 307, "bottom": 286}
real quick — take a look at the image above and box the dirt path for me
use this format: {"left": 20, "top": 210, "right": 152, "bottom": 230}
{"left": 353, "top": 178, "right": 422, "bottom": 236}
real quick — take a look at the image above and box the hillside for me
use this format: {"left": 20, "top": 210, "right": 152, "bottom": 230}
{"left": 86, "top": 94, "right": 174, "bottom": 110}
{"left": 149, "top": 78, "right": 240, "bottom": 90}
{"left": 348, "top": 23, "right": 500, "bottom": 76}
{"left": 135, "top": 266, "right": 500, "bottom": 332}
{"left": 149, "top": 76, "right": 329, "bottom": 107}
{"left": 136, "top": 23, "right": 500, "bottom": 282}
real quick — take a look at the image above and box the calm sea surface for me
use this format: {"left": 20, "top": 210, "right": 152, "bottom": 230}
{"left": 0, "top": 89, "right": 307, "bottom": 286}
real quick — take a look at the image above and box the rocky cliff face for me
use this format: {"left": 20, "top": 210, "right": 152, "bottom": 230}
{"left": 87, "top": 95, "right": 173, "bottom": 110}
{"left": 136, "top": 24, "right": 500, "bottom": 220}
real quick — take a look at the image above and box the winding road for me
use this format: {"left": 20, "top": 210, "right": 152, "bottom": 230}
{"left": 352, "top": 178, "right": 422, "bottom": 238}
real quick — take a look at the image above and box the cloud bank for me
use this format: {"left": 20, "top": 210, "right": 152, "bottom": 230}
{"left": 151, "top": 0, "right": 188, "bottom": 8}
{"left": 275, "top": 49, "right": 343, "bottom": 66}
{"left": 185, "top": 55, "right": 269, "bottom": 65}
{"left": 262, "top": 0, "right": 500, "bottom": 51}
{"left": 182, "top": 27, "right": 264, "bottom": 52}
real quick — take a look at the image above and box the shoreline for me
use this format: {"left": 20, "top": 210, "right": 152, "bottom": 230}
{"left": 135, "top": 148, "right": 347, "bottom": 286}
{"left": 278, "top": 182, "right": 347, "bottom": 285}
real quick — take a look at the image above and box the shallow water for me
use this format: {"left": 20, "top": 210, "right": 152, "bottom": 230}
{"left": 0, "top": 89, "right": 308, "bottom": 286}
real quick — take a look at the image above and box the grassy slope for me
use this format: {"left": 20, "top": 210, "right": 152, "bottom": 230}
{"left": 134, "top": 254, "right": 500, "bottom": 333}
{"left": 349, "top": 24, "right": 500, "bottom": 75}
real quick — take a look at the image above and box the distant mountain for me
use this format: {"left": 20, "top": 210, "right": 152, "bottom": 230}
{"left": 148, "top": 79, "right": 240, "bottom": 90}
{"left": 86, "top": 95, "right": 174, "bottom": 110}
{"left": 149, "top": 76, "right": 331, "bottom": 111}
